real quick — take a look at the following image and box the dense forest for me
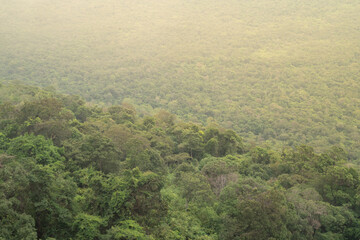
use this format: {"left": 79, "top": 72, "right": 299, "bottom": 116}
{"left": 1, "top": 83, "right": 360, "bottom": 239}
{"left": 1, "top": 0, "right": 360, "bottom": 159}
{"left": 1, "top": 0, "right": 360, "bottom": 239}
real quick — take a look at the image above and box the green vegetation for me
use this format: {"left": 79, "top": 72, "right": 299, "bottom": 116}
{"left": 1, "top": 85, "right": 360, "bottom": 239}
{"left": 1, "top": 0, "right": 360, "bottom": 238}
{"left": 1, "top": 0, "right": 360, "bottom": 159}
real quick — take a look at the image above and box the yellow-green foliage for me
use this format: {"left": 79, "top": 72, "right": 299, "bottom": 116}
{"left": 1, "top": 0, "right": 360, "bottom": 159}
{"left": 1, "top": 87, "right": 360, "bottom": 239}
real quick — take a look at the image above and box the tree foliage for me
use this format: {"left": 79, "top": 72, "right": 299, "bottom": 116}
{"left": 0, "top": 85, "right": 360, "bottom": 239}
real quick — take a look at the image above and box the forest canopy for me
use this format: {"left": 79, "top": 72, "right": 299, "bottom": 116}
{"left": 0, "top": 84, "right": 360, "bottom": 239}
{"left": 1, "top": 0, "right": 359, "bottom": 159}
{"left": 1, "top": 0, "right": 360, "bottom": 238}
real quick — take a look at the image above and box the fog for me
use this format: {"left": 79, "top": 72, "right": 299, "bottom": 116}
{"left": 1, "top": 0, "right": 360, "bottom": 157}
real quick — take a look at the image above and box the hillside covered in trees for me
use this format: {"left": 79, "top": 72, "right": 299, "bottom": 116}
{"left": 1, "top": 84, "right": 360, "bottom": 239}
{"left": 1, "top": 0, "right": 360, "bottom": 239}
{"left": 1, "top": 0, "right": 360, "bottom": 159}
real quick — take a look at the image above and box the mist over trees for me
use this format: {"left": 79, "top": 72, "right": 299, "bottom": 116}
{"left": 1, "top": 0, "right": 360, "bottom": 239}
{"left": 1, "top": 0, "right": 359, "bottom": 159}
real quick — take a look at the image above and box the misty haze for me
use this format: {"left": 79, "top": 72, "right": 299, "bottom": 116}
{"left": 1, "top": 0, "right": 360, "bottom": 239}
